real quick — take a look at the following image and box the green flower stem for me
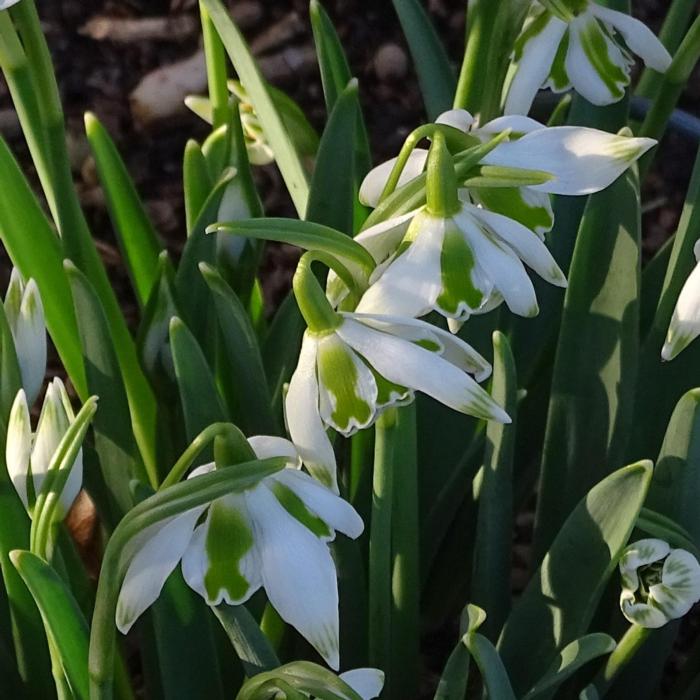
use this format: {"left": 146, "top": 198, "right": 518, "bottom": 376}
{"left": 200, "top": 2, "right": 230, "bottom": 130}
{"left": 378, "top": 124, "right": 434, "bottom": 204}
{"left": 88, "top": 457, "right": 286, "bottom": 700}
{"left": 593, "top": 624, "right": 651, "bottom": 695}
{"left": 639, "top": 14, "right": 700, "bottom": 179}
{"left": 368, "top": 409, "right": 397, "bottom": 693}
{"left": 426, "top": 132, "right": 460, "bottom": 218}
{"left": 637, "top": 0, "right": 697, "bottom": 98}
{"left": 292, "top": 253, "right": 343, "bottom": 333}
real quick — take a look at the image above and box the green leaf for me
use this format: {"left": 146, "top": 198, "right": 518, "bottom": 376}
{"left": 306, "top": 79, "right": 359, "bottom": 234}
{"left": 200, "top": 0, "right": 310, "bottom": 216}
{"left": 498, "top": 461, "right": 653, "bottom": 695}
{"left": 11, "top": 550, "right": 89, "bottom": 700}
{"left": 464, "top": 632, "right": 516, "bottom": 700}
{"left": 84, "top": 112, "right": 162, "bottom": 309}
{"left": 640, "top": 235, "right": 673, "bottom": 339}
{"left": 523, "top": 634, "right": 616, "bottom": 700}
{"left": 390, "top": 0, "right": 455, "bottom": 119}
{"left": 65, "top": 260, "right": 141, "bottom": 516}
{"left": 433, "top": 640, "right": 470, "bottom": 700}
{"left": 170, "top": 316, "right": 228, "bottom": 439}
{"left": 183, "top": 139, "right": 214, "bottom": 235}
{"left": 201, "top": 264, "right": 277, "bottom": 435}
{"left": 472, "top": 331, "right": 517, "bottom": 640}
{"left": 0, "top": 136, "right": 86, "bottom": 396}
{"left": 535, "top": 167, "right": 641, "bottom": 559}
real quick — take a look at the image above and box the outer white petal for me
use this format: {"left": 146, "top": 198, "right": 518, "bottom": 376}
{"left": 477, "top": 115, "right": 545, "bottom": 137}
{"left": 619, "top": 538, "right": 670, "bottom": 591}
{"left": 339, "top": 669, "right": 385, "bottom": 700}
{"left": 0, "top": 2, "right": 22, "bottom": 13}
{"left": 355, "top": 212, "right": 444, "bottom": 318}
{"left": 504, "top": 14, "right": 568, "bottom": 116}
{"left": 359, "top": 149, "right": 428, "bottom": 208}
{"left": 247, "top": 436, "right": 300, "bottom": 466}
{"left": 273, "top": 468, "right": 364, "bottom": 539}
{"left": 565, "top": 13, "right": 630, "bottom": 106}
{"left": 354, "top": 210, "right": 417, "bottom": 264}
{"left": 436, "top": 109, "right": 476, "bottom": 132}
{"left": 15, "top": 279, "right": 46, "bottom": 405}
{"left": 590, "top": 4, "right": 671, "bottom": 73}
{"left": 247, "top": 484, "right": 342, "bottom": 669}
{"left": 662, "top": 261, "right": 700, "bottom": 361}
{"left": 648, "top": 549, "right": 700, "bottom": 619}
{"left": 466, "top": 205, "right": 567, "bottom": 287}
{"left": 337, "top": 318, "right": 510, "bottom": 423}
{"left": 5, "top": 390, "right": 31, "bottom": 509}
{"left": 116, "top": 508, "right": 203, "bottom": 633}
{"left": 284, "top": 333, "right": 338, "bottom": 492}
{"left": 456, "top": 209, "right": 539, "bottom": 318}
{"left": 620, "top": 592, "right": 669, "bottom": 629}
{"left": 484, "top": 126, "right": 655, "bottom": 195}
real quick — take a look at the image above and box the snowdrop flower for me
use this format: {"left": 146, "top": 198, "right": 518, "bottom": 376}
{"left": 662, "top": 241, "right": 700, "bottom": 361}
{"left": 116, "top": 436, "right": 363, "bottom": 670}
{"left": 5, "top": 379, "right": 83, "bottom": 517}
{"left": 4, "top": 268, "right": 46, "bottom": 405}
{"left": 287, "top": 250, "right": 508, "bottom": 491}
{"left": 619, "top": 539, "right": 700, "bottom": 628}
{"left": 504, "top": 0, "right": 671, "bottom": 115}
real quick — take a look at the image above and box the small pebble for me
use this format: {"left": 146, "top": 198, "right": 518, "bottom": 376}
{"left": 373, "top": 43, "right": 408, "bottom": 81}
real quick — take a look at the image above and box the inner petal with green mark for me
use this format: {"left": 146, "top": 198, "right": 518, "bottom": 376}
{"left": 316, "top": 333, "right": 377, "bottom": 436}
{"left": 473, "top": 187, "right": 553, "bottom": 237}
{"left": 578, "top": 14, "right": 629, "bottom": 98}
{"left": 269, "top": 480, "right": 332, "bottom": 540}
{"left": 547, "top": 30, "right": 571, "bottom": 91}
{"left": 203, "top": 497, "right": 257, "bottom": 604}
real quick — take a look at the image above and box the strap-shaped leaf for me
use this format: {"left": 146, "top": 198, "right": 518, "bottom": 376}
{"left": 200, "top": 0, "right": 310, "bottom": 216}
{"left": 85, "top": 113, "right": 162, "bottom": 309}
{"left": 498, "top": 461, "right": 652, "bottom": 695}
{"left": 183, "top": 139, "right": 214, "bottom": 235}
{"left": 11, "top": 550, "right": 89, "bottom": 700}
{"left": 464, "top": 632, "right": 516, "bottom": 700}
{"left": 390, "top": 0, "right": 455, "bottom": 119}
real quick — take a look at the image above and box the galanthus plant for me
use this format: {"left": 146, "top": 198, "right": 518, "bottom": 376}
{"left": 0, "top": 0, "right": 700, "bottom": 699}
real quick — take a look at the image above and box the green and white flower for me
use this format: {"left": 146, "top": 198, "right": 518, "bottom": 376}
{"left": 504, "top": 0, "right": 672, "bottom": 115}
{"left": 619, "top": 539, "right": 700, "bottom": 628}
{"left": 4, "top": 268, "right": 46, "bottom": 405}
{"left": 662, "top": 241, "right": 700, "bottom": 361}
{"left": 116, "top": 436, "right": 363, "bottom": 670}
{"left": 5, "top": 379, "right": 82, "bottom": 517}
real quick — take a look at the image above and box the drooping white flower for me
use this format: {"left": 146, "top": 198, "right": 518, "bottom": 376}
{"left": 116, "top": 436, "right": 363, "bottom": 670}
{"left": 662, "top": 241, "right": 700, "bottom": 361}
{"left": 504, "top": 0, "right": 672, "bottom": 115}
{"left": 619, "top": 539, "right": 700, "bottom": 628}
{"left": 4, "top": 268, "right": 46, "bottom": 405}
{"left": 5, "top": 379, "right": 83, "bottom": 517}
{"left": 285, "top": 311, "right": 507, "bottom": 491}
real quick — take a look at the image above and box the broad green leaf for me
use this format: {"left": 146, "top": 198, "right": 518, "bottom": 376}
{"left": 535, "top": 167, "right": 641, "bottom": 558}
{"left": 433, "top": 640, "right": 470, "bottom": 700}
{"left": 11, "top": 550, "right": 89, "bottom": 700}
{"left": 630, "top": 147, "right": 700, "bottom": 463}
{"left": 201, "top": 264, "right": 277, "bottom": 435}
{"left": 200, "top": 0, "right": 310, "bottom": 216}
{"left": 390, "top": 0, "right": 455, "bottom": 119}
{"left": 472, "top": 331, "right": 517, "bottom": 640}
{"left": 306, "top": 79, "right": 359, "bottom": 235}
{"left": 85, "top": 112, "right": 162, "bottom": 309}
{"left": 640, "top": 235, "right": 673, "bottom": 339}
{"left": 183, "top": 139, "right": 214, "bottom": 235}
{"left": 464, "top": 632, "right": 516, "bottom": 700}
{"left": 523, "top": 634, "right": 616, "bottom": 700}
{"left": 498, "top": 461, "right": 653, "bottom": 695}
{"left": 0, "top": 136, "right": 86, "bottom": 396}
{"left": 170, "top": 316, "right": 228, "bottom": 439}
{"left": 65, "top": 261, "right": 140, "bottom": 516}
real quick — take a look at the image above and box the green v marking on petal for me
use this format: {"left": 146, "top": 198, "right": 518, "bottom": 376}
{"left": 204, "top": 500, "right": 255, "bottom": 603}
{"left": 437, "top": 227, "right": 484, "bottom": 316}
{"left": 271, "top": 482, "right": 331, "bottom": 538}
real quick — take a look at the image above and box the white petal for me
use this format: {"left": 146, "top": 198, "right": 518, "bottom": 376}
{"left": 354, "top": 210, "right": 417, "bottom": 264}
{"left": 662, "top": 261, "right": 700, "bottom": 361}
{"left": 589, "top": 4, "right": 671, "bottom": 73}
{"left": 477, "top": 115, "right": 545, "bottom": 137}
{"left": 619, "top": 538, "right": 670, "bottom": 591}
{"left": 355, "top": 212, "right": 444, "bottom": 318}
{"left": 620, "top": 592, "right": 669, "bottom": 629}
{"left": 649, "top": 549, "right": 700, "bottom": 619}
{"left": 247, "top": 436, "right": 300, "bottom": 466}
{"left": 339, "top": 669, "right": 386, "bottom": 699}
{"left": 359, "top": 149, "right": 428, "bottom": 208}
{"left": 565, "top": 12, "right": 631, "bottom": 106}
{"left": 436, "top": 109, "right": 476, "bottom": 132}
{"left": 116, "top": 508, "right": 203, "bottom": 633}
{"left": 504, "top": 14, "right": 568, "bottom": 116}
{"left": 456, "top": 209, "right": 539, "bottom": 317}
{"left": 467, "top": 205, "right": 567, "bottom": 287}
{"left": 484, "top": 126, "right": 655, "bottom": 195}
{"left": 247, "top": 484, "right": 341, "bottom": 669}
{"left": 285, "top": 333, "right": 338, "bottom": 492}
{"left": 5, "top": 390, "right": 31, "bottom": 509}
{"left": 14, "top": 279, "right": 46, "bottom": 405}
{"left": 273, "top": 468, "right": 364, "bottom": 539}
{"left": 337, "top": 318, "right": 510, "bottom": 423}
